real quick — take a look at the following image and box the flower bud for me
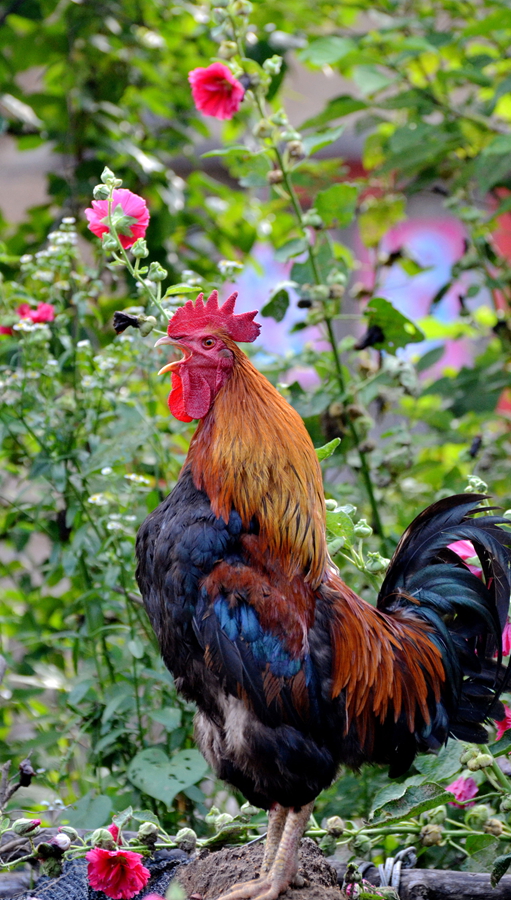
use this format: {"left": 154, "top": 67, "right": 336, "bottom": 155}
{"left": 11, "top": 818, "right": 41, "bottom": 835}
{"left": 102, "top": 234, "right": 118, "bottom": 252}
{"left": 148, "top": 262, "right": 168, "bottom": 282}
{"left": 319, "top": 833, "right": 337, "bottom": 856}
{"left": 100, "top": 167, "right": 122, "bottom": 187}
{"left": 212, "top": 6, "right": 229, "bottom": 22}
{"left": 175, "top": 826, "right": 197, "bottom": 852}
{"left": 139, "top": 316, "right": 157, "bottom": 336}
{"left": 329, "top": 284, "right": 345, "bottom": 299}
{"left": 50, "top": 833, "right": 71, "bottom": 852}
{"left": 326, "top": 816, "right": 344, "bottom": 836}
{"left": 253, "top": 119, "right": 274, "bottom": 139}
{"left": 137, "top": 821, "right": 159, "bottom": 847}
{"left": 281, "top": 130, "right": 301, "bottom": 142}
{"left": 270, "top": 110, "right": 288, "bottom": 126}
{"left": 354, "top": 519, "right": 373, "bottom": 537}
{"left": 287, "top": 140, "right": 304, "bottom": 159}
{"left": 93, "top": 184, "right": 111, "bottom": 201}
{"left": 351, "top": 833, "right": 372, "bottom": 854}
{"left": 267, "top": 169, "right": 284, "bottom": 185}
{"left": 465, "top": 475, "right": 488, "bottom": 493}
{"left": 460, "top": 746, "right": 478, "bottom": 765}
{"left": 420, "top": 824, "right": 443, "bottom": 846}
{"left": 500, "top": 795, "right": 511, "bottom": 813}
{"left": 232, "top": 0, "right": 252, "bottom": 14}
{"left": 425, "top": 805, "right": 447, "bottom": 825}
{"left": 90, "top": 827, "right": 116, "bottom": 849}
{"left": 218, "top": 41, "right": 238, "bottom": 59}
{"left": 484, "top": 817, "right": 504, "bottom": 836}
{"left": 215, "top": 813, "right": 234, "bottom": 832}
{"left": 131, "top": 238, "right": 149, "bottom": 258}
{"left": 467, "top": 753, "right": 492, "bottom": 771}
{"left": 465, "top": 804, "right": 489, "bottom": 828}
{"left": 262, "top": 55, "right": 283, "bottom": 75}
{"left": 58, "top": 826, "right": 79, "bottom": 840}
{"left": 18, "top": 759, "right": 36, "bottom": 787}
{"left": 365, "top": 552, "right": 390, "bottom": 573}
{"left": 301, "top": 209, "right": 323, "bottom": 229}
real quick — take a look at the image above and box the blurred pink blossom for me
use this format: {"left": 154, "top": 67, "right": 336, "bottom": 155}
{"left": 446, "top": 775, "right": 478, "bottom": 807}
{"left": 85, "top": 188, "right": 150, "bottom": 249}
{"left": 496, "top": 704, "right": 511, "bottom": 742}
{"left": 17, "top": 302, "right": 55, "bottom": 323}
{"left": 448, "top": 540, "right": 483, "bottom": 578}
{"left": 189, "top": 63, "right": 244, "bottom": 119}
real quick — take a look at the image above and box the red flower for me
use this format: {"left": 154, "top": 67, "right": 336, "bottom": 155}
{"left": 448, "top": 539, "right": 483, "bottom": 578}
{"left": 0, "top": 325, "right": 12, "bottom": 335}
{"left": 188, "top": 63, "right": 244, "bottom": 120}
{"left": 446, "top": 775, "right": 478, "bottom": 807}
{"left": 85, "top": 188, "right": 150, "bottom": 250}
{"left": 496, "top": 704, "right": 511, "bottom": 741}
{"left": 17, "top": 302, "right": 55, "bottom": 323}
{"left": 86, "top": 847, "right": 150, "bottom": 900}
{"left": 108, "top": 823, "right": 120, "bottom": 843}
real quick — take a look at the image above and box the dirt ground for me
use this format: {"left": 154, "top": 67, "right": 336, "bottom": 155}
{"left": 176, "top": 838, "right": 343, "bottom": 900}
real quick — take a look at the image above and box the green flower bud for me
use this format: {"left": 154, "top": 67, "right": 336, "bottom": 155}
{"left": 238, "top": 802, "right": 259, "bottom": 821}
{"left": 351, "top": 833, "right": 372, "bottom": 854}
{"left": 11, "top": 818, "right": 41, "bottom": 836}
{"left": 425, "top": 805, "right": 447, "bottom": 825}
{"left": 215, "top": 813, "right": 234, "bottom": 832}
{"left": 500, "top": 795, "right": 511, "bottom": 813}
{"left": 267, "top": 169, "right": 284, "bottom": 185}
{"left": 36, "top": 841, "right": 60, "bottom": 860}
{"left": 460, "top": 746, "right": 478, "bottom": 765}
{"left": 354, "top": 519, "right": 373, "bottom": 537}
{"left": 58, "top": 826, "right": 79, "bottom": 840}
{"left": 301, "top": 209, "right": 323, "bottom": 229}
{"left": 90, "top": 827, "right": 115, "bottom": 849}
{"left": 319, "top": 832, "right": 337, "bottom": 856}
{"left": 232, "top": 0, "right": 252, "bottom": 14}
{"left": 308, "top": 285, "right": 330, "bottom": 302}
{"left": 467, "top": 753, "right": 492, "bottom": 771}
{"left": 465, "top": 804, "right": 489, "bottom": 828}
{"left": 139, "top": 316, "right": 157, "bottom": 336}
{"left": 326, "top": 815, "right": 344, "bottom": 836}
{"left": 102, "top": 234, "right": 118, "bottom": 252}
{"left": 281, "top": 130, "right": 301, "bottom": 141}
{"left": 253, "top": 119, "right": 274, "bottom": 139}
{"left": 218, "top": 41, "right": 238, "bottom": 59}
{"left": 93, "top": 184, "right": 111, "bottom": 201}
{"left": 287, "top": 140, "right": 304, "bottom": 158}
{"left": 205, "top": 806, "right": 221, "bottom": 826}
{"left": 175, "top": 826, "right": 197, "bottom": 852}
{"left": 365, "top": 552, "right": 391, "bottom": 573}
{"left": 137, "top": 821, "right": 159, "bottom": 847}
{"left": 262, "top": 55, "right": 283, "bottom": 75}
{"left": 148, "top": 262, "right": 168, "bottom": 282}
{"left": 484, "top": 817, "right": 504, "bottom": 836}
{"left": 420, "top": 823, "right": 443, "bottom": 846}
{"left": 101, "top": 167, "right": 122, "bottom": 187}
{"left": 131, "top": 238, "right": 149, "bottom": 258}
{"left": 270, "top": 110, "right": 288, "bottom": 126}
{"left": 464, "top": 475, "right": 488, "bottom": 493}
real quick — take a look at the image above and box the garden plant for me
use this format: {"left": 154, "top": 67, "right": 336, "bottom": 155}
{"left": 2, "top": 0, "right": 511, "bottom": 897}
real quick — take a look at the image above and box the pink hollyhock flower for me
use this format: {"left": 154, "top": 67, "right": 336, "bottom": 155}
{"left": 85, "top": 188, "right": 150, "bottom": 250}
{"left": 108, "top": 823, "right": 120, "bottom": 843}
{"left": 17, "top": 302, "right": 55, "bottom": 323}
{"left": 188, "top": 62, "right": 245, "bottom": 119}
{"left": 86, "top": 847, "right": 150, "bottom": 900}
{"left": 496, "top": 704, "right": 511, "bottom": 741}
{"left": 0, "top": 325, "right": 12, "bottom": 335}
{"left": 446, "top": 775, "right": 479, "bottom": 807}
{"left": 448, "top": 539, "right": 483, "bottom": 578}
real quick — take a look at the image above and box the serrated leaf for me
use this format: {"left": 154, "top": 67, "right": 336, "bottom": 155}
{"left": 414, "top": 741, "right": 462, "bottom": 782}
{"left": 316, "top": 438, "right": 341, "bottom": 460}
{"left": 363, "top": 298, "right": 424, "bottom": 354}
{"left": 261, "top": 288, "right": 289, "bottom": 322}
{"left": 127, "top": 747, "right": 209, "bottom": 809}
{"left": 371, "top": 782, "right": 452, "bottom": 824}
{"left": 148, "top": 707, "right": 182, "bottom": 731}
{"left": 302, "top": 126, "right": 344, "bottom": 156}
{"left": 326, "top": 509, "right": 354, "bottom": 546}
{"left": 491, "top": 852, "right": 511, "bottom": 887}
{"left": 316, "top": 183, "right": 358, "bottom": 228}
{"left": 370, "top": 775, "right": 424, "bottom": 818}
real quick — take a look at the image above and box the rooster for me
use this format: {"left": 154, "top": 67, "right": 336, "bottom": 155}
{"left": 136, "top": 290, "right": 511, "bottom": 900}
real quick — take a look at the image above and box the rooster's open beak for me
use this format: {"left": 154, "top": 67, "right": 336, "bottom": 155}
{"left": 154, "top": 335, "right": 191, "bottom": 375}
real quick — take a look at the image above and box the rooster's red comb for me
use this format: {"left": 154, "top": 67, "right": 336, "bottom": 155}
{"left": 167, "top": 290, "right": 260, "bottom": 343}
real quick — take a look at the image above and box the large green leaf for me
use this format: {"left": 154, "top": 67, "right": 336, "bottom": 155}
{"left": 362, "top": 298, "right": 424, "bottom": 353}
{"left": 127, "top": 747, "right": 209, "bottom": 809}
{"left": 326, "top": 509, "right": 355, "bottom": 546}
{"left": 316, "top": 183, "right": 358, "bottom": 228}
{"left": 371, "top": 782, "right": 453, "bottom": 824}
{"left": 414, "top": 741, "right": 462, "bottom": 782}
{"left": 65, "top": 792, "right": 112, "bottom": 829}
{"left": 300, "top": 36, "right": 356, "bottom": 66}
{"left": 261, "top": 288, "right": 290, "bottom": 322}
{"left": 491, "top": 852, "right": 511, "bottom": 887}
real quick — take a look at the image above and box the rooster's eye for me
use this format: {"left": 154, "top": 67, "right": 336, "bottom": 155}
{"left": 202, "top": 337, "right": 216, "bottom": 349}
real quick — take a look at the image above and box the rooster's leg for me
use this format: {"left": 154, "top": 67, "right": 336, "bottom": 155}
{"left": 260, "top": 803, "right": 288, "bottom": 874}
{"left": 215, "top": 801, "right": 313, "bottom": 900}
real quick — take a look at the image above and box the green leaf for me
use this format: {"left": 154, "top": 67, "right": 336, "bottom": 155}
{"left": 370, "top": 775, "right": 424, "bottom": 817}
{"left": 316, "top": 183, "right": 358, "bottom": 228}
{"left": 148, "top": 707, "right": 182, "bottom": 731}
{"left": 491, "top": 852, "right": 511, "bottom": 887}
{"left": 300, "top": 36, "right": 356, "bottom": 66}
{"left": 300, "top": 95, "right": 367, "bottom": 130}
{"left": 261, "top": 288, "right": 290, "bottom": 322}
{"left": 363, "top": 298, "right": 425, "bottom": 354}
{"left": 416, "top": 346, "right": 445, "bottom": 372}
{"left": 414, "top": 741, "right": 463, "bottom": 782}
{"left": 201, "top": 144, "right": 250, "bottom": 158}
{"left": 371, "top": 782, "right": 453, "bottom": 824}
{"left": 490, "top": 732, "right": 511, "bottom": 757}
{"left": 359, "top": 196, "right": 406, "bottom": 247}
{"left": 128, "top": 638, "right": 144, "bottom": 659}
{"left": 466, "top": 833, "right": 498, "bottom": 857}
{"left": 316, "top": 438, "right": 341, "bottom": 460}
{"left": 302, "top": 125, "right": 344, "bottom": 156}
{"left": 112, "top": 806, "right": 133, "bottom": 829}
{"left": 132, "top": 809, "right": 160, "bottom": 826}
{"left": 65, "top": 792, "right": 112, "bottom": 829}
{"left": 127, "top": 747, "right": 209, "bottom": 809}
{"left": 326, "top": 509, "right": 355, "bottom": 546}
{"left": 164, "top": 284, "right": 198, "bottom": 296}
{"left": 274, "top": 238, "right": 308, "bottom": 262}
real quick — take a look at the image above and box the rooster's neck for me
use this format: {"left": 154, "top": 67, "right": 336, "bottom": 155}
{"left": 187, "top": 348, "right": 327, "bottom": 587}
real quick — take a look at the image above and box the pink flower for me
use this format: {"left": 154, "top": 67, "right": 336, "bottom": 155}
{"left": 85, "top": 188, "right": 150, "bottom": 250}
{"left": 496, "top": 704, "right": 511, "bottom": 741}
{"left": 17, "top": 302, "right": 55, "bottom": 323}
{"left": 448, "top": 540, "right": 483, "bottom": 578}
{"left": 188, "top": 63, "right": 245, "bottom": 120}
{"left": 446, "top": 775, "right": 479, "bottom": 807}
{"left": 86, "top": 847, "right": 150, "bottom": 900}
{"left": 108, "top": 823, "right": 120, "bottom": 843}
{"left": 0, "top": 325, "right": 12, "bottom": 335}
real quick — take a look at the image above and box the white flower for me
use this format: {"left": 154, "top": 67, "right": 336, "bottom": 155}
{"left": 33, "top": 270, "right": 54, "bottom": 282}
{"left": 62, "top": 217, "right": 76, "bottom": 225}
{"left": 77, "top": 340, "right": 91, "bottom": 349}
{"left": 218, "top": 259, "right": 243, "bottom": 278}
{"left": 124, "top": 515, "right": 137, "bottom": 522}
{"left": 20, "top": 254, "right": 33, "bottom": 264}
{"left": 87, "top": 493, "right": 109, "bottom": 506}
{"left": 106, "top": 521, "right": 124, "bottom": 531}
{"left": 101, "top": 466, "right": 113, "bottom": 475}
{"left": 124, "top": 473, "right": 151, "bottom": 485}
